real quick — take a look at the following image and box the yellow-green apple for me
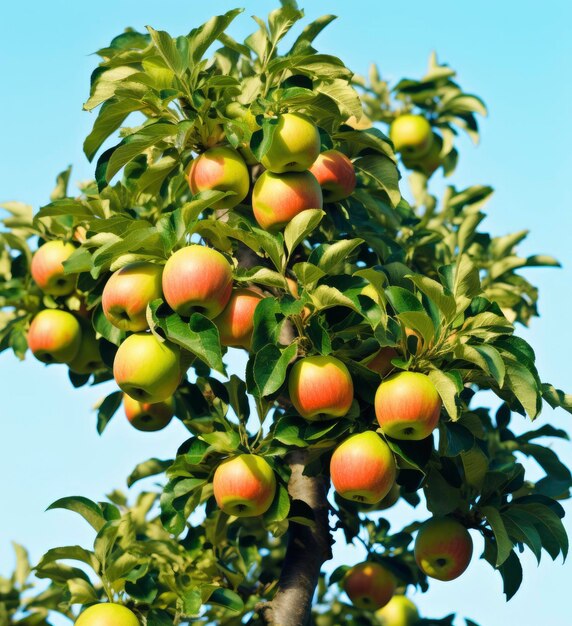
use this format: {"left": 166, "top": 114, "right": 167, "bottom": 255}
{"left": 31, "top": 240, "right": 77, "bottom": 296}
{"left": 68, "top": 325, "right": 104, "bottom": 374}
{"left": 309, "top": 150, "right": 356, "bottom": 202}
{"left": 288, "top": 355, "right": 353, "bottom": 420}
{"left": 343, "top": 561, "right": 396, "bottom": 610}
{"left": 188, "top": 146, "right": 250, "bottom": 210}
{"left": 252, "top": 170, "right": 323, "bottom": 231}
{"left": 401, "top": 133, "right": 443, "bottom": 177}
{"left": 225, "top": 102, "right": 260, "bottom": 164}
{"left": 28, "top": 310, "right": 82, "bottom": 364}
{"left": 75, "top": 603, "right": 139, "bottom": 626}
{"left": 330, "top": 431, "right": 396, "bottom": 504}
{"left": 375, "top": 371, "right": 441, "bottom": 440}
{"left": 213, "top": 454, "right": 276, "bottom": 517}
{"left": 260, "top": 112, "right": 321, "bottom": 173}
{"left": 414, "top": 517, "right": 473, "bottom": 581}
{"left": 365, "top": 347, "right": 399, "bottom": 378}
{"left": 376, "top": 595, "right": 420, "bottom": 626}
{"left": 162, "top": 245, "right": 233, "bottom": 318}
{"left": 390, "top": 115, "right": 433, "bottom": 158}
{"left": 102, "top": 262, "right": 163, "bottom": 332}
{"left": 213, "top": 288, "right": 263, "bottom": 349}
{"left": 113, "top": 333, "right": 180, "bottom": 404}
{"left": 124, "top": 394, "right": 174, "bottom": 432}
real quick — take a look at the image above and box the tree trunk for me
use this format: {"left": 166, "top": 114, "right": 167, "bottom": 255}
{"left": 256, "top": 449, "right": 333, "bottom": 626}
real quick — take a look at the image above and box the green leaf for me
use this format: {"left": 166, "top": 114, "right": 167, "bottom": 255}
{"left": 385, "top": 286, "right": 424, "bottom": 314}
{"left": 503, "top": 361, "right": 540, "bottom": 418}
{"left": 481, "top": 505, "right": 513, "bottom": 566}
{"left": 206, "top": 587, "right": 244, "bottom": 613}
{"left": 497, "top": 549, "right": 523, "bottom": 600}
{"left": 263, "top": 483, "right": 290, "bottom": 524}
{"left": 188, "top": 8, "right": 243, "bottom": 63}
{"left": 150, "top": 302, "right": 225, "bottom": 374}
{"left": 541, "top": 383, "right": 572, "bottom": 415}
{"left": 428, "top": 369, "right": 461, "bottom": 420}
{"left": 454, "top": 344, "right": 505, "bottom": 386}
{"left": 251, "top": 117, "right": 280, "bottom": 161}
{"left": 354, "top": 154, "right": 401, "bottom": 207}
{"left": 315, "top": 78, "right": 363, "bottom": 120}
{"left": 312, "top": 238, "right": 364, "bottom": 273}
{"left": 96, "top": 391, "right": 124, "bottom": 435}
{"left": 47, "top": 497, "right": 106, "bottom": 532}
{"left": 284, "top": 209, "right": 325, "bottom": 256}
{"left": 407, "top": 274, "right": 457, "bottom": 322}
{"left": 127, "top": 458, "right": 173, "bottom": 487}
{"left": 253, "top": 343, "right": 298, "bottom": 397}
{"left": 147, "top": 27, "right": 187, "bottom": 76}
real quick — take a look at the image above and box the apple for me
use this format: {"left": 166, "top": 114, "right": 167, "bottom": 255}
{"left": 414, "top": 517, "right": 473, "bottom": 581}
{"left": 390, "top": 115, "right": 433, "bottom": 158}
{"left": 375, "top": 371, "right": 441, "bottom": 440}
{"left": 31, "top": 240, "right": 77, "bottom": 296}
{"left": 309, "top": 149, "right": 356, "bottom": 202}
{"left": 68, "top": 324, "right": 104, "bottom": 374}
{"left": 401, "top": 133, "right": 443, "bottom": 176}
{"left": 225, "top": 102, "right": 260, "bottom": 165}
{"left": 188, "top": 146, "right": 250, "bottom": 210}
{"left": 260, "top": 112, "right": 321, "bottom": 173}
{"left": 376, "top": 595, "right": 420, "bottom": 626}
{"left": 162, "top": 245, "right": 233, "bottom": 318}
{"left": 113, "top": 333, "right": 180, "bottom": 404}
{"left": 252, "top": 170, "right": 323, "bottom": 232}
{"left": 75, "top": 603, "right": 139, "bottom": 626}
{"left": 213, "top": 288, "right": 263, "bottom": 349}
{"left": 28, "top": 310, "right": 82, "bottom": 364}
{"left": 102, "top": 262, "right": 163, "bottom": 332}
{"left": 288, "top": 355, "right": 353, "bottom": 420}
{"left": 343, "top": 561, "right": 396, "bottom": 610}
{"left": 123, "top": 394, "right": 174, "bottom": 432}
{"left": 213, "top": 454, "right": 276, "bottom": 517}
{"left": 330, "top": 431, "right": 396, "bottom": 504}
{"left": 365, "top": 347, "right": 399, "bottom": 378}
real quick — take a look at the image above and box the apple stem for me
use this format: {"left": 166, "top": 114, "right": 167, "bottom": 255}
{"left": 256, "top": 449, "right": 333, "bottom": 626}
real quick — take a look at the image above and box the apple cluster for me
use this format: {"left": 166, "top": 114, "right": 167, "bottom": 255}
{"left": 26, "top": 109, "right": 474, "bottom": 616}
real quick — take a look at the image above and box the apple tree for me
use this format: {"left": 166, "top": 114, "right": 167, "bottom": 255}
{"left": 1, "top": 3, "right": 571, "bottom": 626}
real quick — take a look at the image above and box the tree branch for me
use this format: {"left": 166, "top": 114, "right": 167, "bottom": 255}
{"left": 256, "top": 449, "right": 333, "bottom": 626}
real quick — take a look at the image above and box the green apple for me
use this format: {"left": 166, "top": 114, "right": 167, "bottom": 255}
{"left": 390, "top": 115, "right": 433, "bottom": 158}
{"left": 376, "top": 595, "right": 420, "bottom": 626}
{"left": 27, "top": 309, "right": 82, "bottom": 364}
{"left": 188, "top": 146, "right": 250, "bottom": 210}
{"left": 75, "top": 603, "right": 139, "bottom": 626}
{"left": 260, "top": 112, "right": 321, "bottom": 173}
{"left": 288, "top": 355, "right": 353, "bottom": 420}
{"left": 113, "top": 333, "right": 180, "bottom": 404}
{"left": 31, "top": 240, "right": 77, "bottom": 296}
{"left": 124, "top": 394, "right": 174, "bottom": 432}
{"left": 68, "top": 323, "right": 105, "bottom": 374}
{"left": 102, "top": 262, "right": 163, "bottom": 332}
{"left": 330, "top": 431, "right": 396, "bottom": 504}
{"left": 213, "top": 454, "right": 276, "bottom": 517}
{"left": 401, "top": 133, "right": 443, "bottom": 176}
{"left": 414, "top": 517, "right": 473, "bottom": 581}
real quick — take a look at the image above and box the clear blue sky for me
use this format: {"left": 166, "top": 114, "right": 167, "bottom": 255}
{"left": 1, "top": 1, "right": 571, "bottom": 624}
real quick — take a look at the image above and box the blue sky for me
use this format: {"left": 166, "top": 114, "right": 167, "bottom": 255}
{"left": 1, "top": 1, "right": 571, "bottom": 624}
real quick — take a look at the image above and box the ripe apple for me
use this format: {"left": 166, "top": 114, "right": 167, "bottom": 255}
{"left": 68, "top": 325, "right": 104, "bottom": 374}
{"left": 188, "top": 146, "right": 250, "bottom": 210}
{"left": 390, "top": 115, "right": 433, "bottom": 158}
{"left": 330, "top": 431, "right": 396, "bottom": 504}
{"left": 288, "top": 355, "right": 353, "bottom": 420}
{"left": 31, "top": 240, "right": 77, "bottom": 296}
{"left": 162, "top": 245, "right": 233, "bottom": 318}
{"left": 401, "top": 133, "right": 443, "bottom": 177}
{"left": 213, "top": 454, "right": 276, "bottom": 517}
{"left": 28, "top": 310, "right": 82, "bottom": 364}
{"left": 102, "top": 262, "right": 163, "bottom": 332}
{"left": 414, "top": 517, "right": 473, "bottom": 581}
{"left": 113, "top": 333, "right": 180, "bottom": 404}
{"left": 375, "top": 371, "right": 441, "bottom": 440}
{"left": 124, "top": 394, "right": 174, "bottom": 432}
{"left": 260, "top": 112, "right": 321, "bottom": 173}
{"left": 376, "top": 595, "right": 420, "bottom": 626}
{"left": 75, "top": 603, "right": 139, "bottom": 626}
{"left": 343, "top": 561, "right": 396, "bottom": 610}
{"left": 213, "top": 288, "right": 263, "bottom": 349}
{"left": 366, "top": 347, "right": 399, "bottom": 378}
{"left": 309, "top": 149, "right": 356, "bottom": 202}
{"left": 252, "top": 170, "right": 323, "bottom": 232}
